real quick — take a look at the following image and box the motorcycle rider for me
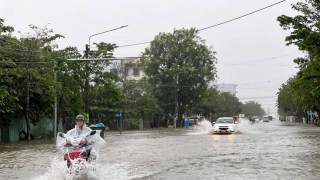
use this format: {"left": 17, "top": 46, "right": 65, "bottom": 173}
{"left": 66, "top": 114, "right": 96, "bottom": 161}
{"left": 249, "top": 116, "right": 255, "bottom": 124}
{"left": 66, "top": 114, "right": 91, "bottom": 136}
{"left": 233, "top": 116, "right": 239, "bottom": 123}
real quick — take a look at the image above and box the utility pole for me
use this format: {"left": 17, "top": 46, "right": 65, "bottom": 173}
{"left": 120, "top": 110, "right": 122, "bottom": 135}
{"left": 84, "top": 44, "right": 90, "bottom": 120}
{"left": 174, "top": 72, "right": 179, "bottom": 129}
{"left": 83, "top": 25, "right": 128, "bottom": 123}
{"left": 54, "top": 59, "right": 57, "bottom": 139}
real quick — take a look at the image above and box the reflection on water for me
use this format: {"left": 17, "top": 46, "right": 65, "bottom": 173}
{"left": 228, "top": 134, "right": 235, "bottom": 141}
{"left": 213, "top": 134, "right": 220, "bottom": 141}
{"left": 1, "top": 121, "right": 320, "bottom": 180}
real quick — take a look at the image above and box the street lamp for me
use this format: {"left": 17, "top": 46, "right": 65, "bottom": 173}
{"left": 83, "top": 25, "right": 128, "bottom": 122}
{"left": 88, "top": 25, "right": 128, "bottom": 47}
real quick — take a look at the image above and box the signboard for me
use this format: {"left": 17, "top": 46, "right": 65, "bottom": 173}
{"left": 114, "top": 112, "right": 121, "bottom": 118}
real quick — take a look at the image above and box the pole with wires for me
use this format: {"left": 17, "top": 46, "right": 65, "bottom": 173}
{"left": 174, "top": 72, "right": 179, "bottom": 129}
{"left": 54, "top": 58, "right": 58, "bottom": 140}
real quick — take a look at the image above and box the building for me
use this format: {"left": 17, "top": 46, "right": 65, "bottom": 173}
{"left": 111, "top": 61, "right": 238, "bottom": 95}
{"left": 209, "top": 80, "right": 238, "bottom": 95}
{"left": 109, "top": 58, "right": 145, "bottom": 81}
{"left": 125, "top": 59, "right": 145, "bottom": 81}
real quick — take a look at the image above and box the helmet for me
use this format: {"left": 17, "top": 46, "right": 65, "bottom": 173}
{"left": 76, "top": 114, "right": 85, "bottom": 121}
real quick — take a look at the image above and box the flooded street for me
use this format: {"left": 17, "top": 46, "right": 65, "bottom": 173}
{"left": 1, "top": 120, "right": 320, "bottom": 180}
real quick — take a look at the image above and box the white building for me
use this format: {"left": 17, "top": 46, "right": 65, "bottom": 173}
{"left": 109, "top": 59, "right": 145, "bottom": 81}
{"left": 209, "top": 80, "right": 238, "bottom": 95}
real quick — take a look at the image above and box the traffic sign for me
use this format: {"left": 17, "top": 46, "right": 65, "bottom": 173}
{"left": 114, "top": 112, "right": 121, "bottom": 118}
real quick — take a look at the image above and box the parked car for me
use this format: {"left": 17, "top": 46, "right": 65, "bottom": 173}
{"left": 263, "top": 116, "right": 269, "bottom": 122}
{"left": 212, "top": 117, "right": 236, "bottom": 134}
{"left": 188, "top": 116, "right": 200, "bottom": 125}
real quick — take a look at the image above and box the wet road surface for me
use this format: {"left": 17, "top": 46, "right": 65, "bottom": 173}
{"left": 1, "top": 120, "right": 320, "bottom": 180}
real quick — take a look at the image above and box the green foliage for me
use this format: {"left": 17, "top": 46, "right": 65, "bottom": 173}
{"left": 215, "top": 92, "right": 242, "bottom": 117}
{"left": 128, "top": 119, "right": 139, "bottom": 130}
{"left": 32, "top": 124, "right": 53, "bottom": 139}
{"left": 276, "top": 0, "right": 320, "bottom": 116}
{"left": 140, "top": 28, "right": 218, "bottom": 115}
{"left": 122, "top": 79, "right": 159, "bottom": 120}
{"left": 199, "top": 88, "right": 220, "bottom": 117}
{"left": 241, "top": 100, "right": 265, "bottom": 117}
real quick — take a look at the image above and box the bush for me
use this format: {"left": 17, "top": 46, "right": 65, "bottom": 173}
{"left": 128, "top": 119, "right": 139, "bottom": 130}
{"left": 32, "top": 124, "right": 53, "bottom": 139}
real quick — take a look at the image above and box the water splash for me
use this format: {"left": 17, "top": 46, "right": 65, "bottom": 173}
{"left": 31, "top": 156, "right": 164, "bottom": 180}
{"left": 234, "top": 118, "right": 254, "bottom": 134}
{"left": 187, "top": 120, "right": 213, "bottom": 135}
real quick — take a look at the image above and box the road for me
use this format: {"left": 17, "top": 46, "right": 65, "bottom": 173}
{"left": 1, "top": 120, "right": 320, "bottom": 180}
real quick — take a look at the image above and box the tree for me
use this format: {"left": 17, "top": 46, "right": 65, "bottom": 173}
{"left": 0, "top": 21, "right": 64, "bottom": 140}
{"left": 140, "top": 28, "right": 218, "bottom": 118}
{"left": 276, "top": 77, "right": 304, "bottom": 118}
{"left": 84, "top": 42, "right": 119, "bottom": 118}
{"left": 17, "top": 24, "right": 63, "bottom": 140}
{"left": 215, "top": 92, "right": 242, "bottom": 118}
{"left": 121, "top": 79, "right": 159, "bottom": 128}
{"left": 241, "top": 100, "right": 265, "bottom": 117}
{"left": 277, "top": 0, "right": 320, "bottom": 67}
{"left": 195, "top": 87, "right": 219, "bottom": 118}
{"left": 54, "top": 47, "right": 85, "bottom": 131}
{"left": 277, "top": 0, "right": 320, "bottom": 117}
{"left": 0, "top": 18, "right": 22, "bottom": 127}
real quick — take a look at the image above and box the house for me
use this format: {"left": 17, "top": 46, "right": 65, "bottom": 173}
{"left": 125, "top": 58, "right": 145, "bottom": 81}
{"left": 109, "top": 58, "right": 145, "bottom": 81}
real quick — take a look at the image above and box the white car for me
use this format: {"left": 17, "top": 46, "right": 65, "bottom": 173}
{"left": 212, "top": 117, "right": 236, "bottom": 134}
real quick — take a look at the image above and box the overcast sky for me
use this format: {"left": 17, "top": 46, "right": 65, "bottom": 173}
{"left": 0, "top": 0, "right": 303, "bottom": 114}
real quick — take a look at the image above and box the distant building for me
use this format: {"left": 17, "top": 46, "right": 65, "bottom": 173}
{"left": 209, "top": 80, "right": 238, "bottom": 95}
{"left": 125, "top": 59, "right": 145, "bottom": 81}
{"left": 109, "top": 58, "right": 145, "bottom": 81}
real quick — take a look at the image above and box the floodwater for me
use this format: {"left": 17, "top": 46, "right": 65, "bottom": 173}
{"left": 1, "top": 119, "right": 320, "bottom": 180}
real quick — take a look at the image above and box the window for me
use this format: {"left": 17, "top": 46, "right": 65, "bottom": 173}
{"left": 133, "top": 68, "right": 140, "bottom": 77}
{"left": 110, "top": 69, "right": 118, "bottom": 75}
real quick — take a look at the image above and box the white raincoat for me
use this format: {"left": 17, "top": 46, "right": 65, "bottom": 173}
{"left": 66, "top": 124, "right": 92, "bottom": 137}
{"left": 65, "top": 124, "right": 97, "bottom": 160}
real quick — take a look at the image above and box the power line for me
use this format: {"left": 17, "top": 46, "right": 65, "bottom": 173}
{"left": 117, "top": 0, "right": 287, "bottom": 48}
{"left": 237, "top": 77, "right": 290, "bottom": 86}
{"left": 218, "top": 64, "right": 295, "bottom": 67}
{"left": 218, "top": 52, "right": 300, "bottom": 65}
{"left": 198, "top": 0, "right": 286, "bottom": 31}
{"left": 238, "top": 96, "right": 277, "bottom": 99}
{"left": 237, "top": 85, "right": 280, "bottom": 89}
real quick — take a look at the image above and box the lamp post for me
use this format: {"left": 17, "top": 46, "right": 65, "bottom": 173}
{"left": 83, "top": 25, "right": 128, "bottom": 121}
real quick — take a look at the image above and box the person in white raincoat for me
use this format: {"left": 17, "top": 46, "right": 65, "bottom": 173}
{"left": 66, "top": 114, "right": 96, "bottom": 160}
{"left": 66, "top": 114, "right": 92, "bottom": 136}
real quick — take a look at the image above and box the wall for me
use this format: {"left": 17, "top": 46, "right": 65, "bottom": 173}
{"left": 0, "top": 117, "right": 63, "bottom": 142}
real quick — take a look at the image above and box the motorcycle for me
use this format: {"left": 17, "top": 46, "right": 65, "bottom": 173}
{"left": 56, "top": 130, "right": 106, "bottom": 169}
{"left": 249, "top": 118, "right": 255, "bottom": 125}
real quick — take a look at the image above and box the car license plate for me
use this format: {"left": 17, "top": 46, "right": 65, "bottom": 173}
{"left": 221, "top": 130, "right": 226, "bottom": 133}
